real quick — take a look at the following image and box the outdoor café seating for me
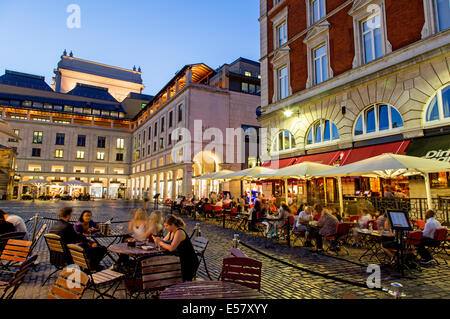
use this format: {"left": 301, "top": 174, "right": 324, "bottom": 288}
{"left": 67, "top": 244, "right": 124, "bottom": 299}
{"left": 0, "top": 255, "right": 37, "bottom": 299}
{"left": 47, "top": 266, "right": 90, "bottom": 299}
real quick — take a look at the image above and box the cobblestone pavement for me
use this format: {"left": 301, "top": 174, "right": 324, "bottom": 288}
{"left": 0, "top": 200, "right": 448, "bottom": 299}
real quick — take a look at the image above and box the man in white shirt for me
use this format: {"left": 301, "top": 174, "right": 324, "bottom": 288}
{"left": 3, "top": 212, "right": 29, "bottom": 240}
{"left": 296, "top": 206, "right": 314, "bottom": 246}
{"left": 418, "top": 210, "right": 442, "bottom": 263}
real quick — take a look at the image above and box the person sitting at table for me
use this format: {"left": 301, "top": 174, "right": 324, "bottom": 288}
{"left": 351, "top": 209, "right": 373, "bottom": 248}
{"left": 312, "top": 204, "right": 323, "bottom": 221}
{"left": 376, "top": 211, "right": 387, "bottom": 231}
{"left": 314, "top": 209, "right": 339, "bottom": 252}
{"left": 0, "top": 210, "right": 29, "bottom": 240}
{"left": 128, "top": 208, "right": 149, "bottom": 242}
{"left": 152, "top": 215, "right": 198, "bottom": 281}
{"left": 296, "top": 206, "right": 315, "bottom": 247}
{"left": 0, "top": 210, "right": 15, "bottom": 235}
{"left": 49, "top": 207, "right": 106, "bottom": 271}
{"left": 272, "top": 203, "right": 290, "bottom": 238}
{"left": 74, "top": 210, "right": 100, "bottom": 236}
{"left": 248, "top": 200, "right": 263, "bottom": 232}
{"left": 383, "top": 186, "right": 394, "bottom": 198}
{"left": 417, "top": 209, "right": 442, "bottom": 264}
{"left": 380, "top": 218, "right": 398, "bottom": 261}
{"left": 146, "top": 210, "right": 164, "bottom": 239}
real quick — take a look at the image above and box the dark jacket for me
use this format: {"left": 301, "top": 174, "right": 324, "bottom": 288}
{"left": 0, "top": 221, "right": 16, "bottom": 235}
{"left": 49, "top": 219, "right": 86, "bottom": 245}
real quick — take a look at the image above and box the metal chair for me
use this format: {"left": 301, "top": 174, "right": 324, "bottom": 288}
{"left": 0, "top": 255, "right": 37, "bottom": 299}
{"left": 191, "top": 236, "right": 212, "bottom": 280}
{"left": 42, "top": 234, "right": 70, "bottom": 286}
{"left": 67, "top": 244, "right": 124, "bottom": 299}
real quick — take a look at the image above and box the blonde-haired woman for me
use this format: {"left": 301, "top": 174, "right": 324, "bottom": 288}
{"left": 146, "top": 210, "right": 164, "bottom": 238}
{"left": 128, "top": 208, "right": 149, "bottom": 242}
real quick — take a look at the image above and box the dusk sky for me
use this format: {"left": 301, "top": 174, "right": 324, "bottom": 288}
{"left": 0, "top": 0, "right": 260, "bottom": 95}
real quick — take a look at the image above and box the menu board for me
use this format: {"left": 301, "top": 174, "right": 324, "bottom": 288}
{"left": 387, "top": 211, "right": 412, "bottom": 230}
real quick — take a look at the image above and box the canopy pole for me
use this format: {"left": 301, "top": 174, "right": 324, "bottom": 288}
{"left": 323, "top": 177, "right": 327, "bottom": 206}
{"left": 337, "top": 177, "right": 344, "bottom": 215}
{"left": 424, "top": 173, "right": 433, "bottom": 210}
{"left": 284, "top": 179, "right": 289, "bottom": 204}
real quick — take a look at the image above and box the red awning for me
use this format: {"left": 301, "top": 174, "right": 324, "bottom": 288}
{"left": 262, "top": 157, "right": 296, "bottom": 169}
{"left": 340, "top": 140, "right": 410, "bottom": 165}
{"left": 294, "top": 150, "right": 344, "bottom": 165}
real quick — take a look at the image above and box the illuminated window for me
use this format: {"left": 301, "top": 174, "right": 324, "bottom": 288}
{"left": 76, "top": 151, "right": 85, "bottom": 159}
{"left": 33, "top": 131, "right": 43, "bottom": 144}
{"left": 97, "top": 152, "right": 105, "bottom": 160}
{"left": 55, "top": 150, "right": 64, "bottom": 158}
{"left": 117, "top": 138, "right": 124, "bottom": 149}
{"left": 8, "top": 129, "right": 19, "bottom": 142}
{"left": 244, "top": 71, "right": 252, "bottom": 77}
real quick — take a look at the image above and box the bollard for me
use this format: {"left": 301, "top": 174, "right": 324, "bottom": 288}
{"left": 194, "top": 223, "right": 201, "bottom": 237}
{"left": 232, "top": 234, "right": 240, "bottom": 248}
{"left": 389, "top": 282, "right": 405, "bottom": 299}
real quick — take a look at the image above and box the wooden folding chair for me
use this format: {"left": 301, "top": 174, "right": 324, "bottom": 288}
{"left": 67, "top": 244, "right": 124, "bottom": 299}
{"left": 0, "top": 232, "right": 26, "bottom": 253}
{"left": 30, "top": 223, "right": 47, "bottom": 253}
{"left": 0, "top": 255, "right": 37, "bottom": 299}
{"left": 125, "top": 254, "right": 183, "bottom": 299}
{"left": 220, "top": 257, "right": 262, "bottom": 291}
{"left": 42, "top": 234, "right": 70, "bottom": 286}
{"left": 0, "top": 239, "right": 32, "bottom": 272}
{"left": 47, "top": 266, "right": 90, "bottom": 299}
{"left": 191, "top": 236, "right": 212, "bottom": 280}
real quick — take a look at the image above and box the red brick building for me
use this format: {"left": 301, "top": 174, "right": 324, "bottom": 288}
{"left": 258, "top": 0, "right": 450, "bottom": 203}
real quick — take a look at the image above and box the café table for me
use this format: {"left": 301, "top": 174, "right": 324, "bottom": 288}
{"left": 160, "top": 280, "right": 265, "bottom": 299}
{"left": 108, "top": 242, "right": 163, "bottom": 258}
{"left": 86, "top": 229, "right": 130, "bottom": 263}
{"left": 358, "top": 229, "right": 395, "bottom": 263}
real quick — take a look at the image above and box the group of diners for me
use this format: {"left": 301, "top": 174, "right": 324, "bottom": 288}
{"left": 17, "top": 207, "right": 198, "bottom": 282}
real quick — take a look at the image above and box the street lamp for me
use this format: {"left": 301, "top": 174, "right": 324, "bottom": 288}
{"left": 283, "top": 108, "right": 301, "bottom": 118}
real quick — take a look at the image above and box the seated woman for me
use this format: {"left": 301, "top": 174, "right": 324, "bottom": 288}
{"left": 273, "top": 203, "right": 291, "bottom": 238}
{"left": 128, "top": 209, "right": 149, "bottom": 242}
{"left": 146, "top": 210, "right": 164, "bottom": 239}
{"left": 74, "top": 210, "right": 100, "bottom": 236}
{"left": 152, "top": 215, "right": 198, "bottom": 281}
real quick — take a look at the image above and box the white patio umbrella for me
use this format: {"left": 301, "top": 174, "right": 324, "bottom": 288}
{"left": 20, "top": 179, "right": 50, "bottom": 186}
{"left": 20, "top": 179, "right": 50, "bottom": 198}
{"left": 215, "top": 166, "right": 276, "bottom": 180}
{"left": 60, "top": 180, "right": 91, "bottom": 187}
{"left": 253, "top": 162, "right": 335, "bottom": 204}
{"left": 0, "top": 119, "right": 21, "bottom": 140}
{"left": 316, "top": 153, "right": 450, "bottom": 210}
{"left": 193, "top": 170, "right": 234, "bottom": 180}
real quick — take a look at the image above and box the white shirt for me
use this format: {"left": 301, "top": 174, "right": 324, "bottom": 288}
{"left": 5, "top": 215, "right": 29, "bottom": 240}
{"left": 358, "top": 214, "right": 372, "bottom": 228}
{"left": 296, "top": 210, "right": 311, "bottom": 228}
{"left": 422, "top": 217, "right": 441, "bottom": 239}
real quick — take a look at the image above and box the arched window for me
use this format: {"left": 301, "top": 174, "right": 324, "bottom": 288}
{"left": 354, "top": 104, "right": 403, "bottom": 137}
{"left": 425, "top": 85, "right": 450, "bottom": 123}
{"left": 272, "top": 130, "right": 296, "bottom": 152}
{"left": 306, "top": 119, "right": 339, "bottom": 146}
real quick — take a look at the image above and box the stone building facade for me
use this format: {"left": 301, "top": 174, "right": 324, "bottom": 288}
{"left": 259, "top": 0, "right": 450, "bottom": 202}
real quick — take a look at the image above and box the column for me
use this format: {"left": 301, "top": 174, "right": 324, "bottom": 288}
{"left": 18, "top": 176, "right": 23, "bottom": 200}
{"left": 163, "top": 171, "right": 168, "bottom": 201}
{"left": 183, "top": 165, "right": 193, "bottom": 197}
{"left": 172, "top": 170, "right": 176, "bottom": 200}
{"left": 106, "top": 178, "right": 110, "bottom": 199}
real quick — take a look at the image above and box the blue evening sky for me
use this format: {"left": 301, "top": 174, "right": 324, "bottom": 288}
{"left": 0, "top": 0, "right": 260, "bottom": 95}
